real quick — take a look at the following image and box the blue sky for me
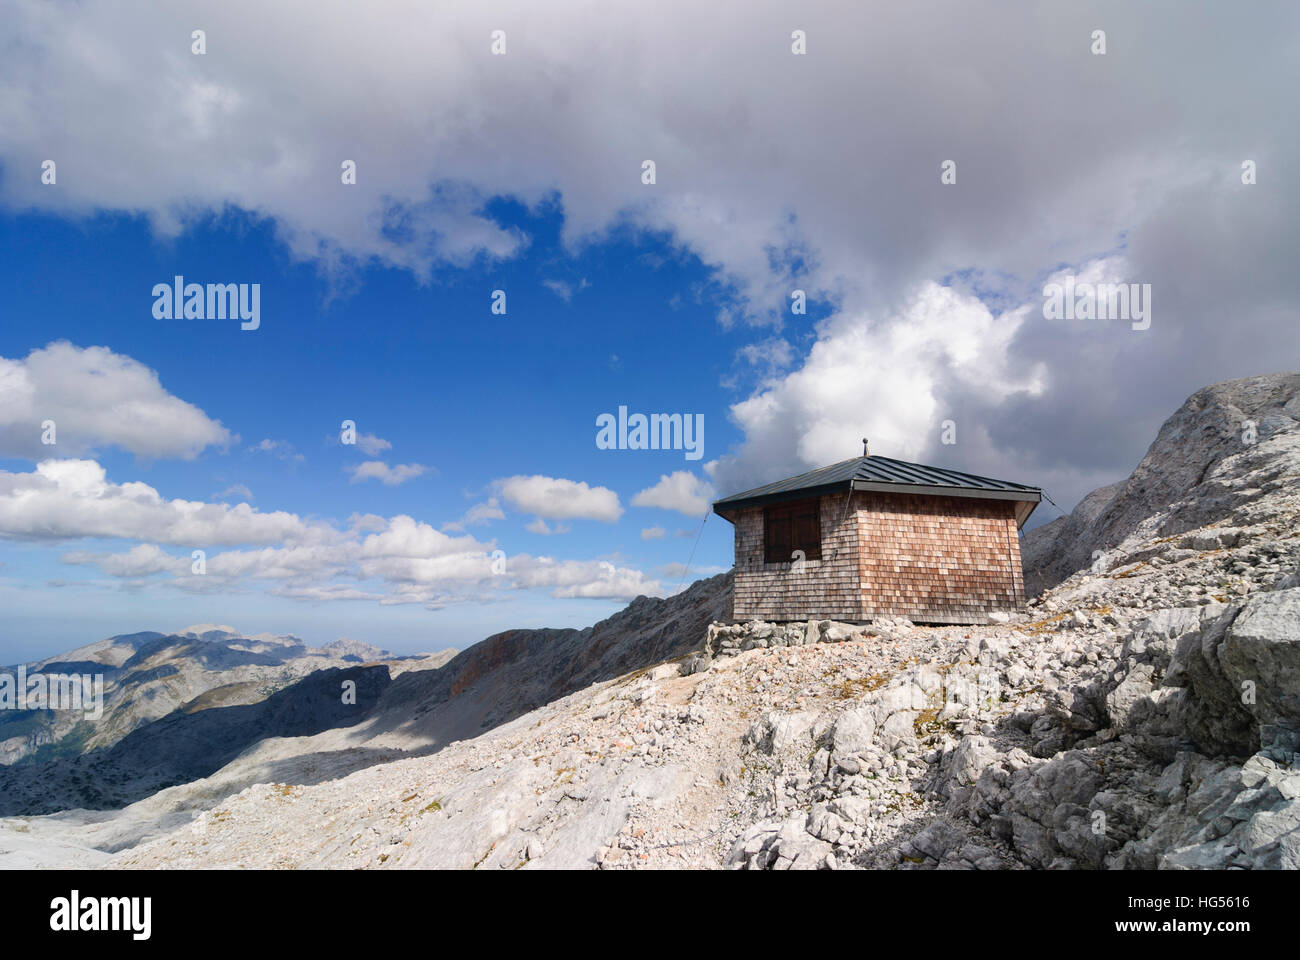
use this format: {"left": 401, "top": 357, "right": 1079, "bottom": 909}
{"left": 1, "top": 1, "right": 1297, "bottom": 661}
{"left": 0, "top": 206, "right": 785, "bottom": 659}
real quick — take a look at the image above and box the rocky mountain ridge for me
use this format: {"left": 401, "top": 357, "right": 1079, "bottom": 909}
{"left": 1023, "top": 372, "right": 1300, "bottom": 594}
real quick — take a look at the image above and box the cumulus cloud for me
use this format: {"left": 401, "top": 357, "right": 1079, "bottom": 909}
{"left": 641, "top": 526, "right": 667, "bottom": 540}
{"left": 496, "top": 475, "right": 623, "bottom": 523}
{"left": 525, "top": 518, "right": 570, "bottom": 536}
{"left": 347, "top": 461, "right": 430, "bottom": 486}
{"left": 358, "top": 515, "right": 488, "bottom": 562}
{"left": 62, "top": 543, "right": 188, "bottom": 577}
{"left": 707, "top": 282, "right": 1047, "bottom": 494}
{"left": 30, "top": 470, "right": 662, "bottom": 603}
{"left": 511, "top": 558, "right": 661, "bottom": 600}
{"left": 1, "top": 1, "right": 1296, "bottom": 518}
{"left": 204, "top": 544, "right": 357, "bottom": 581}
{"left": 0, "top": 460, "right": 323, "bottom": 546}
{"left": 355, "top": 433, "right": 392, "bottom": 456}
{"left": 0, "top": 342, "right": 234, "bottom": 460}
{"left": 442, "top": 498, "right": 505, "bottom": 531}
{"left": 734, "top": 338, "right": 795, "bottom": 383}
{"left": 632, "top": 471, "right": 716, "bottom": 517}
{"left": 5, "top": 3, "right": 1291, "bottom": 317}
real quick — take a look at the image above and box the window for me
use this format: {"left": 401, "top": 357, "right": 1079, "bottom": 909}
{"left": 764, "top": 499, "right": 821, "bottom": 564}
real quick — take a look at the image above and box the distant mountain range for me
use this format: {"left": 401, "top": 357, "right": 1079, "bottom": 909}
{"left": 0, "top": 626, "right": 445, "bottom": 770}
{"left": 0, "top": 574, "right": 728, "bottom": 820}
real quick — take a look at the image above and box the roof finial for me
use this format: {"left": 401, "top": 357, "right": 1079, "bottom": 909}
{"left": 862, "top": 437, "right": 870, "bottom": 457}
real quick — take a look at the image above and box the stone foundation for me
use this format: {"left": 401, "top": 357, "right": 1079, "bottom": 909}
{"left": 699, "top": 616, "right": 915, "bottom": 664}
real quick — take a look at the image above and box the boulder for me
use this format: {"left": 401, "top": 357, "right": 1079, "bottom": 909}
{"left": 1220, "top": 588, "right": 1300, "bottom": 738}
{"left": 829, "top": 708, "right": 875, "bottom": 757}
{"left": 746, "top": 710, "right": 817, "bottom": 755}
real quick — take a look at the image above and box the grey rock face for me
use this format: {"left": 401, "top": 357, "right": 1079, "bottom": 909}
{"left": 1221, "top": 588, "right": 1300, "bottom": 737}
{"left": 1119, "top": 752, "right": 1300, "bottom": 870}
{"left": 830, "top": 709, "right": 876, "bottom": 757}
{"left": 1160, "top": 606, "right": 1258, "bottom": 758}
{"left": 1024, "top": 372, "right": 1300, "bottom": 595}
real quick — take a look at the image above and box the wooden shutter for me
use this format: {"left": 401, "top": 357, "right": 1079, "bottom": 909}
{"left": 764, "top": 499, "right": 821, "bottom": 563}
{"left": 794, "top": 503, "right": 822, "bottom": 561}
{"left": 765, "top": 505, "right": 791, "bottom": 563}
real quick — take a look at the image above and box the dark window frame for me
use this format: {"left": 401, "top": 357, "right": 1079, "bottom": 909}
{"left": 763, "top": 499, "right": 822, "bottom": 564}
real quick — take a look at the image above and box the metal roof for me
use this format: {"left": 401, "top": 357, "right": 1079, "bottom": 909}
{"left": 712, "top": 455, "right": 1042, "bottom": 528}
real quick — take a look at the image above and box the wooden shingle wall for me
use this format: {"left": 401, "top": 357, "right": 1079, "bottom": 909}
{"left": 857, "top": 492, "right": 1024, "bottom": 624}
{"left": 730, "top": 492, "right": 863, "bottom": 621}
{"left": 728, "top": 490, "right": 1027, "bottom": 624}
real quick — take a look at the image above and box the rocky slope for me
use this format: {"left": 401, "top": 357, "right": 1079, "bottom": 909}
{"left": 0, "top": 576, "right": 726, "bottom": 856}
{"left": 1023, "top": 372, "right": 1300, "bottom": 594}
{"left": 101, "top": 561, "right": 1300, "bottom": 871}
{"left": 335, "top": 571, "right": 731, "bottom": 754}
{"left": 3, "top": 372, "right": 1296, "bottom": 870}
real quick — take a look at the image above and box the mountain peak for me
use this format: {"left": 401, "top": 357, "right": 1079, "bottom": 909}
{"left": 1024, "top": 371, "right": 1300, "bottom": 593}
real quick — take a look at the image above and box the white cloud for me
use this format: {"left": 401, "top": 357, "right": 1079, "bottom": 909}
{"left": 0, "top": 342, "right": 234, "bottom": 460}
{"left": 542, "top": 277, "right": 589, "bottom": 302}
{"left": 356, "top": 433, "right": 392, "bottom": 456}
{"left": 347, "top": 513, "right": 388, "bottom": 533}
{"left": 358, "top": 515, "right": 486, "bottom": 561}
{"left": 269, "top": 584, "right": 391, "bottom": 603}
{"left": 442, "top": 497, "right": 505, "bottom": 531}
{"left": 251, "top": 438, "right": 304, "bottom": 462}
{"left": 0, "top": 460, "right": 323, "bottom": 546}
{"left": 3, "top": 2, "right": 1292, "bottom": 519}
{"left": 205, "top": 544, "right": 357, "bottom": 581}
{"left": 348, "top": 461, "right": 429, "bottom": 486}
{"left": 352, "top": 516, "right": 505, "bottom": 590}
{"left": 640, "top": 526, "right": 667, "bottom": 540}
{"left": 736, "top": 338, "right": 795, "bottom": 379}
{"left": 706, "top": 283, "right": 1046, "bottom": 495}
{"left": 525, "top": 518, "right": 571, "bottom": 536}
{"left": 631, "top": 471, "right": 716, "bottom": 517}
{"left": 62, "top": 543, "right": 187, "bottom": 577}
{"left": 40, "top": 483, "right": 662, "bottom": 603}
{"left": 464, "top": 499, "right": 505, "bottom": 524}
{"left": 215, "top": 483, "right": 253, "bottom": 501}
{"left": 542, "top": 279, "right": 572, "bottom": 301}
{"left": 496, "top": 475, "right": 623, "bottom": 523}
{"left": 4, "top": 1, "right": 1253, "bottom": 319}
{"left": 511, "top": 558, "right": 661, "bottom": 600}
